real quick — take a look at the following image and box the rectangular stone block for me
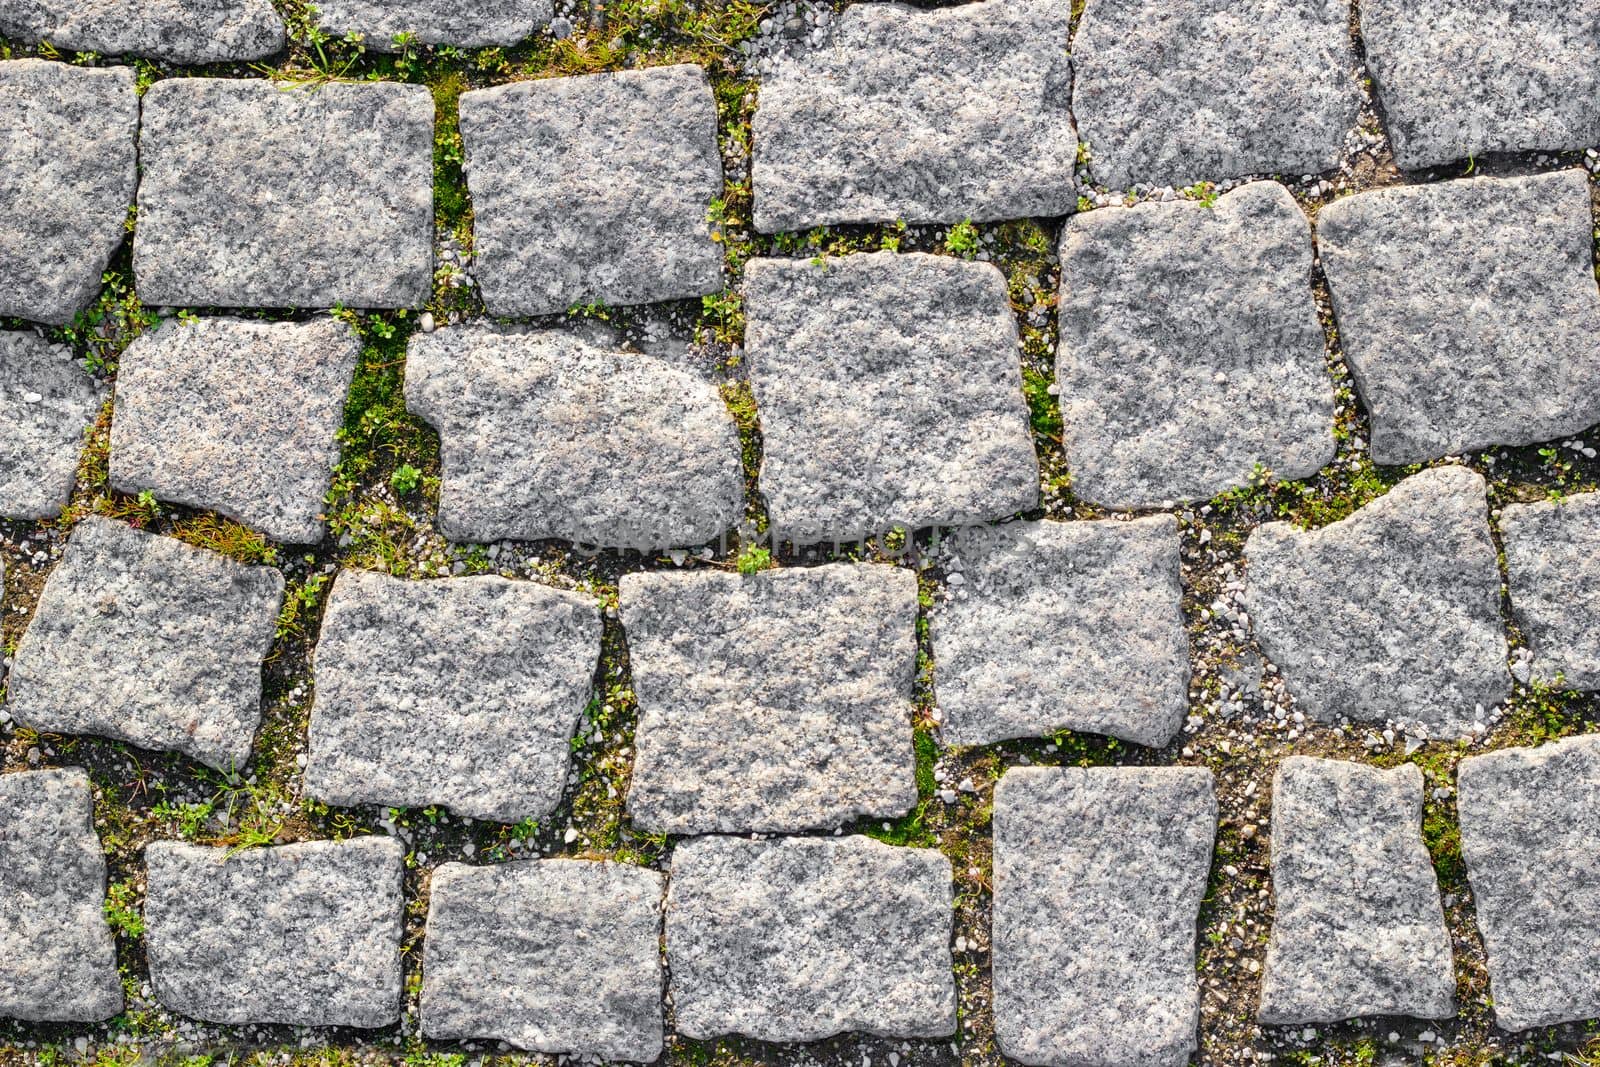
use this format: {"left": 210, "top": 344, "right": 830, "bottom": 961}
{"left": 312, "top": 0, "right": 551, "bottom": 50}
{"left": 0, "top": 0, "right": 285, "bottom": 63}
{"left": 1501, "top": 492, "right": 1600, "bottom": 690}
{"left": 0, "top": 331, "right": 102, "bottom": 520}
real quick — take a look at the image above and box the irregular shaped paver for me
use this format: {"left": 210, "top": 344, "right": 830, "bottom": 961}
{"left": 110, "top": 317, "right": 361, "bottom": 544}
{"left": 992, "top": 766, "right": 1216, "bottom": 1067}
{"left": 1058, "top": 182, "right": 1335, "bottom": 505}
{"left": 751, "top": 0, "right": 1076, "bottom": 231}
{"left": 622, "top": 563, "right": 918, "bottom": 833}
{"left": 1072, "top": 0, "right": 1359, "bottom": 189}
{"left": 1244, "top": 466, "right": 1510, "bottom": 732}
{"left": 0, "top": 769, "right": 122, "bottom": 1023}
{"left": 0, "top": 331, "right": 102, "bottom": 520}
{"left": 1318, "top": 171, "right": 1600, "bottom": 465}
{"left": 7, "top": 517, "right": 284, "bottom": 770}
{"left": 460, "top": 65, "right": 722, "bottom": 316}
{"left": 933, "top": 516, "right": 1189, "bottom": 748}
{"left": 422, "top": 859, "right": 664, "bottom": 1060}
{"left": 405, "top": 327, "right": 743, "bottom": 550}
{"left": 0, "top": 60, "right": 137, "bottom": 325}
{"left": 305, "top": 571, "right": 601, "bottom": 823}
{"left": 0, "top": 0, "right": 284, "bottom": 63}
{"left": 1458, "top": 734, "right": 1600, "bottom": 1031}
{"left": 1362, "top": 0, "right": 1600, "bottom": 169}
{"left": 135, "top": 78, "right": 433, "bottom": 310}
{"left": 146, "top": 836, "right": 405, "bottom": 1028}
{"left": 1502, "top": 493, "right": 1600, "bottom": 690}
{"left": 1258, "top": 757, "right": 1454, "bottom": 1024}
{"left": 314, "top": 0, "right": 551, "bottom": 50}
{"left": 667, "top": 835, "right": 956, "bottom": 1042}
{"left": 744, "top": 253, "right": 1038, "bottom": 543}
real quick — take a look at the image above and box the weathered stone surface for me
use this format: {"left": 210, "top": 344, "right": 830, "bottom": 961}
{"left": 460, "top": 65, "right": 722, "bottom": 316}
{"left": 744, "top": 253, "right": 1038, "bottom": 543}
{"left": 1362, "top": 0, "right": 1600, "bottom": 169}
{"left": 1244, "top": 466, "right": 1510, "bottom": 733}
{"left": 0, "top": 331, "right": 102, "bottom": 520}
{"left": 405, "top": 327, "right": 743, "bottom": 550}
{"left": 0, "top": 769, "right": 122, "bottom": 1024}
{"left": 145, "top": 836, "right": 405, "bottom": 1028}
{"left": 7, "top": 517, "right": 284, "bottom": 770}
{"left": 622, "top": 563, "right": 918, "bottom": 833}
{"left": 1258, "top": 757, "right": 1454, "bottom": 1024}
{"left": 1502, "top": 493, "right": 1600, "bottom": 690}
{"left": 314, "top": 0, "right": 551, "bottom": 50}
{"left": 1072, "top": 0, "right": 1359, "bottom": 189}
{"left": 0, "top": 0, "right": 284, "bottom": 63}
{"left": 932, "top": 516, "right": 1189, "bottom": 748}
{"left": 421, "top": 859, "right": 664, "bottom": 1060}
{"left": 1058, "top": 182, "right": 1335, "bottom": 506}
{"left": 110, "top": 317, "right": 361, "bottom": 544}
{"left": 1457, "top": 734, "right": 1600, "bottom": 1031}
{"left": 134, "top": 78, "right": 433, "bottom": 310}
{"left": 305, "top": 571, "right": 601, "bottom": 823}
{"left": 0, "top": 60, "right": 137, "bottom": 326}
{"left": 992, "top": 766, "right": 1216, "bottom": 1067}
{"left": 751, "top": 0, "right": 1076, "bottom": 232}
{"left": 666, "top": 835, "right": 957, "bottom": 1042}
{"left": 1318, "top": 171, "right": 1600, "bottom": 465}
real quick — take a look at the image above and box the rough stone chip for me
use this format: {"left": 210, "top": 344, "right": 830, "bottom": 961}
{"left": 0, "top": 331, "right": 102, "bottom": 520}
{"left": 1502, "top": 493, "right": 1600, "bottom": 690}
{"left": 932, "top": 516, "right": 1189, "bottom": 748}
{"left": 1072, "top": 0, "right": 1359, "bottom": 189}
{"left": 1258, "top": 756, "right": 1454, "bottom": 1024}
{"left": 0, "top": 60, "right": 137, "bottom": 325}
{"left": 460, "top": 65, "right": 722, "bottom": 316}
{"left": 666, "top": 835, "right": 957, "bottom": 1042}
{"left": 305, "top": 571, "right": 602, "bottom": 824}
{"left": 751, "top": 0, "right": 1076, "bottom": 232}
{"left": 1458, "top": 734, "right": 1600, "bottom": 1031}
{"left": 313, "top": 0, "right": 552, "bottom": 50}
{"left": 405, "top": 327, "right": 743, "bottom": 550}
{"left": 1318, "top": 171, "right": 1600, "bottom": 465}
{"left": 992, "top": 766, "right": 1217, "bottom": 1067}
{"left": 1362, "top": 0, "right": 1600, "bottom": 170}
{"left": 0, "top": 769, "right": 122, "bottom": 1024}
{"left": 744, "top": 253, "right": 1039, "bottom": 543}
{"left": 623, "top": 563, "right": 918, "bottom": 833}
{"left": 110, "top": 317, "right": 361, "bottom": 544}
{"left": 0, "top": 0, "right": 284, "bottom": 63}
{"left": 7, "top": 517, "right": 285, "bottom": 770}
{"left": 1058, "top": 181, "right": 1335, "bottom": 506}
{"left": 135, "top": 78, "right": 433, "bottom": 310}
{"left": 422, "top": 859, "right": 664, "bottom": 1060}
{"left": 1244, "top": 466, "right": 1510, "bottom": 733}
{"left": 145, "top": 836, "right": 405, "bottom": 1028}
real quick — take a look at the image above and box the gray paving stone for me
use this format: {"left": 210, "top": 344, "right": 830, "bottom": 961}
{"left": 1457, "top": 733, "right": 1600, "bottom": 1031}
{"left": 666, "top": 835, "right": 957, "bottom": 1042}
{"left": 0, "top": 0, "right": 284, "bottom": 63}
{"left": 1058, "top": 181, "right": 1335, "bottom": 506}
{"left": 932, "top": 516, "right": 1189, "bottom": 748}
{"left": 1362, "top": 0, "right": 1600, "bottom": 170}
{"left": 313, "top": 0, "right": 551, "bottom": 50}
{"left": 1318, "top": 171, "right": 1600, "bottom": 465}
{"left": 421, "top": 859, "right": 664, "bottom": 1060}
{"left": 0, "top": 331, "right": 102, "bottom": 520}
{"left": 405, "top": 327, "right": 743, "bottom": 550}
{"left": 744, "top": 253, "right": 1038, "bottom": 544}
{"left": 145, "top": 836, "right": 405, "bottom": 1028}
{"left": 1244, "top": 466, "right": 1510, "bottom": 733}
{"left": 0, "top": 768, "right": 122, "bottom": 1024}
{"left": 7, "top": 517, "right": 284, "bottom": 770}
{"left": 622, "top": 563, "right": 918, "bottom": 833}
{"left": 0, "top": 60, "right": 137, "bottom": 326}
{"left": 992, "top": 766, "right": 1216, "bottom": 1067}
{"left": 460, "top": 65, "right": 722, "bottom": 317}
{"left": 305, "top": 571, "right": 601, "bottom": 824}
{"left": 1502, "top": 493, "right": 1600, "bottom": 690}
{"left": 110, "top": 317, "right": 361, "bottom": 545}
{"left": 1258, "top": 756, "right": 1454, "bottom": 1024}
{"left": 750, "top": 0, "right": 1076, "bottom": 232}
{"left": 134, "top": 78, "right": 433, "bottom": 310}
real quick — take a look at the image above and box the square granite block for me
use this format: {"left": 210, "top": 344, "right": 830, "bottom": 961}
{"left": 0, "top": 0, "right": 285, "bottom": 63}
{"left": 0, "top": 331, "right": 103, "bottom": 520}
{"left": 313, "top": 0, "right": 551, "bottom": 50}
{"left": 1502, "top": 493, "right": 1600, "bottom": 690}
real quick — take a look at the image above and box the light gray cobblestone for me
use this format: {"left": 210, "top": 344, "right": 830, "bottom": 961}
{"left": 0, "top": 331, "right": 102, "bottom": 521}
